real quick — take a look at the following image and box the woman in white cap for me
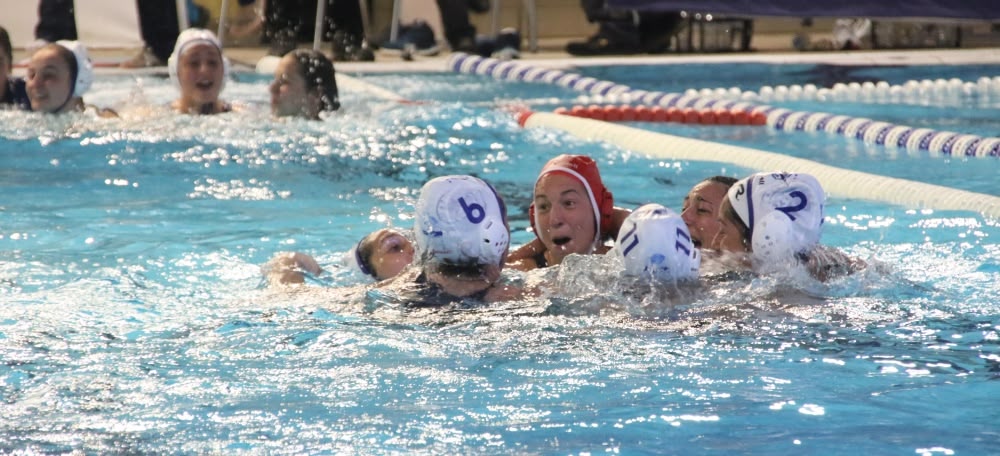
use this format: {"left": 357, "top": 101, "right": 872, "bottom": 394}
{"left": 380, "top": 175, "right": 523, "bottom": 304}
{"left": 24, "top": 40, "right": 114, "bottom": 116}
{"left": 616, "top": 203, "right": 701, "bottom": 284}
{"left": 168, "top": 28, "right": 232, "bottom": 115}
{"left": 716, "top": 171, "right": 863, "bottom": 280}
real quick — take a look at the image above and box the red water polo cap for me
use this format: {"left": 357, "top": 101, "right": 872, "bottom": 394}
{"left": 530, "top": 154, "right": 615, "bottom": 245}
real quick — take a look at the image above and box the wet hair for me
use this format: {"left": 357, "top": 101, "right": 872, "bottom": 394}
{"left": 703, "top": 175, "right": 738, "bottom": 187}
{"left": 354, "top": 231, "right": 379, "bottom": 277}
{"left": 721, "top": 197, "right": 751, "bottom": 246}
{"left": 290, "top": 49, "right": 339, "bottom": 112}
{"left": 0, "top": 26, "right": 11, "bottom": 64}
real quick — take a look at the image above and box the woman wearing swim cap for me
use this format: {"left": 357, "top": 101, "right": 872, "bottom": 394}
{"left": 716, "top": 171, "right": 864, "bottom": 280}
{"left": 263, "top": 228, "right": 414, "bottom": 286}
{"left": 379, "top": 175, "right": 523, "bottom": 304}
{"left": 508, "top": 154, "right": 630, "bottom": 271}
{"left": 350, "top": 228, "right": 414, "bottom": 280}
{"left": 616, "top": 203, "right": 701, "bottom": 284}
{"left": 270, "top": 49, "right": 340, "bottom": 119}
{"left": 24, "top": 41, "right": 109, "bottom": 115}
{"left": 168, "top": 28, "right": 232, "bottom": 115}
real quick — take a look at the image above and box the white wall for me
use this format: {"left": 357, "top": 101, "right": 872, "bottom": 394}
{"left": 4, "top": 0, "right": 142, "bottom": 49}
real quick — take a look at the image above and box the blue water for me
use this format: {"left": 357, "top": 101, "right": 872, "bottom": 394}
{"left": 1, "top": 61, "right": 998, "bottom": 454}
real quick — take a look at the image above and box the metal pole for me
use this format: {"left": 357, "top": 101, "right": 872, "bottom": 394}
{"left": 176, "top": 0, "right": 190, "bottom": 31}
{"left": 357, "top": 0, "right": 371, "bottom": 43}
{"left": 313, "top": 0, "right": 327, "bottom": 50}
{"left": 218, "top": 0, "right": 230, "bottom": 45}
{"left": 390, "top": 0, "right": 401, "bottom": 41}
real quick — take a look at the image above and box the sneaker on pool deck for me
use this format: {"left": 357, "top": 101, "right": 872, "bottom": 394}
{"left": 492, "top": 27, "right": 520, "bottom": 60}
{"left": 381, "top": 21, "right": 440, "bottom": 58}
{"left": 120, "top": 47, "right": 165, "bottom": 68}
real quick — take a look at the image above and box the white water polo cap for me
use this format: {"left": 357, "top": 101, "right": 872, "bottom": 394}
{"left": 414, "top": 175, "right": 509, "bottom": 267}
{"left": 616, "top": 204, "right": 700, "bottom": 282}
{"left": 726, "top": 172, "right": 826, "bottom": 266}
{"left": 167, "top": 28, "right": 230, "bottom": 89}
{"left": 55, "top": 40, "right": 93, "bottom": 97}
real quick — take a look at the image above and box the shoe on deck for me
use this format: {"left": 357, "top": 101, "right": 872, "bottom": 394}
{"left": 381, "top": 21, "right": 440, "bottom": 57}
{"left": 119, "top": 47, "right": 165, "bottom": 68}
{"left": 566, "top": 33, "right": 642, "bottom": 56}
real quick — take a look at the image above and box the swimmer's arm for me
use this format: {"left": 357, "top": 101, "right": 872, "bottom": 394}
{"left": 806, "top": 245, "right": 866, "bottom": 282}
{"left": 262, "top": 251, "right": 323, "bottom": 286}
{"left": 506, "top": 238, "right": 543, "bottom": 266}
{"left": 89, "top": 105, "right": 119, "bottom": 118}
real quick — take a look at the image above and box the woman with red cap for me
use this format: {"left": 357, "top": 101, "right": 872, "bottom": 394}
{"left": 508, "top": 154, "right": 630, "bottom": 270}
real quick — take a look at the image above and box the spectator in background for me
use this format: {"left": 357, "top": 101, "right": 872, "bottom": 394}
{"left": 35, "top": 0, "right": 77, "bottom": 43}
{"left": 1, "top": 26, "right": 31, "bottom": 110}
{"left": 121, "top": 0, "right": 183, "bottom": 68}
{"left": 566, "top": 0, "right": 682, "bottom": 56}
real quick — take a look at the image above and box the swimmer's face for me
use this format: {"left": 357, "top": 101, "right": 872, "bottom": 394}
{"left": 365, "top": 229, "right": 415, "bottom": 280}
{"left": 713, "top": 198, "right": 750, "bottom": 253}
{"left": 25, "top": 47, "right": 74, "bottom": 113}
{"left": 681, "top": 180, "right": 730, "bottom": 251}
{"left": 533, "top": 172, "right": 597, "bottom": 265}
{"left": 270, "top": 55, "right": 315, "bottom": 118}
{"left": 177, "top": 44, "right": 224, "bottom": 106}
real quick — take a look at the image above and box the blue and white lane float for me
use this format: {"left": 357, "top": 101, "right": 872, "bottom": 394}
{"left": 514, "top": 110, "right": 1000, "bottom": 220}
{"left": 448, "top": 53, "right": 1000, "bottom": 158}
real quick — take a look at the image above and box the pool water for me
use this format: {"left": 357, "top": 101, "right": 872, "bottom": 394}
{"left": 1, "top": 61, "right": 998, "bottom": 454}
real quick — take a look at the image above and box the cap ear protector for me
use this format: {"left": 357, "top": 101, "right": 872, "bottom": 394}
{"left": 528, "top": 154, "right": 615, "bottom": 245}
{"left": 54, "top": 40, "right": 93, "bottom": 98}
{"left": 167, "top": 28, "right": 231, "bottom": 91}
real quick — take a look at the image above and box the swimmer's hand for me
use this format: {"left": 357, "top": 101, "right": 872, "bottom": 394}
{"left": 263, "top": 251, "right": 323, "bottom": 286}
{"left": 806, "top": 245, "right": 866, "bottom": 282}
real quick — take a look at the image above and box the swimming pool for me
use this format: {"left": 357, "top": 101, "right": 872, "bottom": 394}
{"left": 1, "top": 56, "right": 998, "bottom": 454}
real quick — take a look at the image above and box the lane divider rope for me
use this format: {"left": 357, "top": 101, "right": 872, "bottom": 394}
{"left": 448, "top": 53, "right": 1000, "bottom": 158}
{"left": 553, "top": 104, "right": 767, "bottom": 125}
{"left": 515, "top": 110, "right": 1000, "bottom": 219}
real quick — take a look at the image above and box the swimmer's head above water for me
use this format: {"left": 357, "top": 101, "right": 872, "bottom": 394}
{"left": 717, "top": 171, "right": 826, "bottom": 270}
{"left": 25, "top": 40, "right": 93, "bottom": 113}
{"left": 270, "top": 49, "right": 340, "bottom": 119}
{"left": 529, "top": 154, "right": 615, "bottom": 266}
{"left": 413, "top": 175, "right": 510, "bottom": 293}
{"left": 616, "top": 203, "right": 701, "bottom": 283}
{"left": 681, "top": 175, "right": 738, "bottom": 251}
{"left": 168, "top": 28, "right": 231, "bottom": 115}
{"left": 349, "top": 228, "right": 414, "bottom": 281}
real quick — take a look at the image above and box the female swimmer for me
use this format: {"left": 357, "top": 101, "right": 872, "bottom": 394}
{"left": 264, "top": 228, "right": 414, "bottom": 286}
{"left": 680, "top": 175, "right": 738, "bottom": 252}
{"left": 616, "top": 203, "right": 701, "bottom": 284}
{"left": 716, "top": 171, "right": 864, "bottom": 280}
{"left": 379, "top": 175, "right": 521, "bottom": 303}
{"left": 270, "top": 49, "right": 340, "bottom": 119}
{"left": 25, "top": 41, "right": 114, "bottom": 116}
{"left": 508, "top": 154, "right": 629, "bottom": 271}
{"left": 1, "top": 26, "right": 29, "bottom": 109}
{"left": 168, "top": 28, "right": 232, "bottom": 115}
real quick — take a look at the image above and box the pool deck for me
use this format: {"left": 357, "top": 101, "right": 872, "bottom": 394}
{"left": 13, "top": 38, "right": 1000, "bottom": 77}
